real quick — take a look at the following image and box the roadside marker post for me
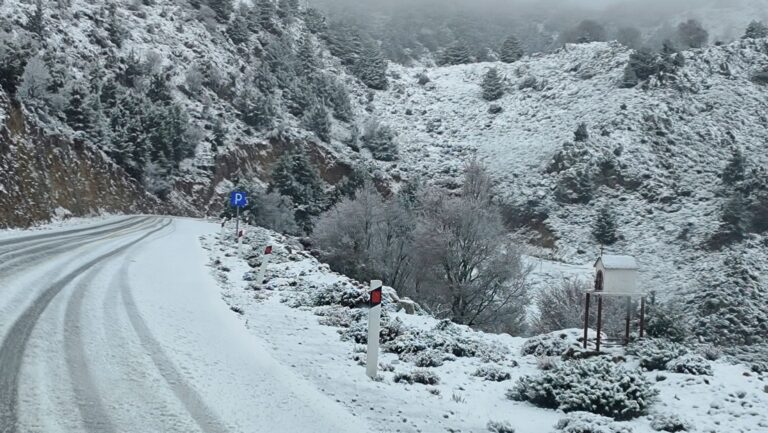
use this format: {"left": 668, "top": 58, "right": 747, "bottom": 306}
{"left": 366, "top": 280, "right": 383, "bottom": 379}
{"left": 237, "top": 229, "right": 245, "bottom": 256}
{"left": 255, "top": 245, "right": 273, "bottom": 287}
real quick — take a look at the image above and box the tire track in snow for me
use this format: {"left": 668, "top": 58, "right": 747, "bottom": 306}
{"left": 0, "top": 216, "right": 134, "bottom": 248}
{"left": 116, "top": 231, "right": 231, "bottom": 433}
{"left": 0, "top": 218, "right": 171, "bottom": 433}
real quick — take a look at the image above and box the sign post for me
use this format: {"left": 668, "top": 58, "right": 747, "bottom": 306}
{"left": 255, "top": 245, "right": 273, "bottom": 288}
{"left": 366, "top": 280, "right": 383, "bottom": 379}
{"left": 230, "top": 191, "right": 248, "bottom": 241}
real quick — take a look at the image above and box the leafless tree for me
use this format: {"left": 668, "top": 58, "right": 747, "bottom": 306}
{"left": 532, "top": 278, "right": 588, "bottom": 334}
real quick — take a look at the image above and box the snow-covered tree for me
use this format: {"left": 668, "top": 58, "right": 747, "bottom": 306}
{"left": 0, "top": 32, "right": 35, "bottom": 95}
{"left": 593, "top": 205, "right": 618, "bottom": 245}
{"left": 18, "top": 55, "right": 51, "bottom": 105}
{"left": 481, "top": 67, "right": 504, "bottom": 101}
{"left": 269, "top": 147, "right": 326, "bottom": 232}
{"left": 354, "top": 41, "right": 388, "bottom": 90}
{"left": 677, "top": 19, "right": 708, "bottom": 49}
{"left": 743, "top": 21, "right": 768, "bottom": 39}
{"left": 439, "top": 40, "right": 472, "bottom": 65}
{"left": 26, "top": 0, "right": 46, "bottom": 38}
{"left": 207, "top": 0, "right": 233, "bottom": 23}
{"left": 256, "top": 0, "right": 279, "bottom": 34}
{"left": 64, "top": 81, "right": 91, "bottom": 133}
{"left": 304, "top": 8, "right": 327, "bottom": 34}
{"left": 227, "top": 12, "right": 250, "bottom": 45}
{"left": 620, "top": 63, "right": 639, "bottom": 88}
{"left": 500, "top": 35, "right": 523, "bottom": 63}
{"left": 574, "top": 122, "right": 589, "bottom": 142}
{"left": 296, "top": 36, "right": 318, "bottom": 75}
{"left": 532, "top": 278, "right": 589, "bottom": 334}
{"left": 722, "top": 148, "right": 746, "bottom": 186}
{"left": 106, "top": 4, "right": 126, "bottom": 48}
{"left": 235, "top": 87, "right": 276, "bottom": 130}
{"left": 361, "top": 119, "right": 398, "bottom": 161}
{"left": 303, "top": 102, "right": 331, "bottom": 142}
{"left": 211, "top": 116, "right": 227, "bottom": 154}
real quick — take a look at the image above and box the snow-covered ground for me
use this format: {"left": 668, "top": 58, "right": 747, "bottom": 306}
{"left": 202, "top": 222, "right": 768, "bottom": 433}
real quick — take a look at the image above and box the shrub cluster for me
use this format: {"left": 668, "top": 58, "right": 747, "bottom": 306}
{"left": 312, "top": 282, "right": 368, "bottom": 308}
{"left": 650, "top": 413, "right": 693, "bottom": 432}
{"left": 521, "top": 329, "right": 585, "bottom": 357}
{"left": 508, "top": 358, "right": 658, "bottom": 420}
{"left": 473, "top": 365, "right": 512, "bottom": 382}
{"left": 553, "top": 412, "right": 634, "bottom": 433}
{"left": 626, "top": 339, "right": 688, "bottom": 371}
{"left": 394, "top": 369, "right": 440, "bottom": 385}
{"left": 666, "top": 354, "right": 713, "bottom": 376}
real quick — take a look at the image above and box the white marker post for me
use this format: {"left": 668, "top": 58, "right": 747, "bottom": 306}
{"left": 220, "top": 219, "right": 226, "bottom": 238}
{"left": 366, "top": 280, "right": 383, "bottom": 379}
{"left": 255, "top": 245, "right": 273, "bottom": 287}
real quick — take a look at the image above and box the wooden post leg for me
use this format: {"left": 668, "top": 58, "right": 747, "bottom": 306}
{"left": 639, "top": 296, "right": 646, "bottom": 339}
{"left": 625, "top": 297, "right": 631, "bottom": 345}
{"left": 583, "top": 293, "right": 591, "bottom": 349}
{"left": 596, "top": 295, "right": 603, "bottom": 352}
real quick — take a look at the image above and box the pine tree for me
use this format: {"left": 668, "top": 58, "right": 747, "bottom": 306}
{"left": 440, "top": 40, "right": 472, "bottom": 65}
{"left": 106, "top": 4, "right": 125, "bottom": 48}
{"left": 147, "top": 74, "right": 172, "bottom": 103}
{"left": 722, "top": 148, "right": 746, "bottom": 186}
{"left": 500, "top": 35, "right": 523, "bottom": 63}
{"left": 325, "top": 22, "right": 362, "bottom": 66}
{"left": 743, "top": 21, "right": 768, "bottom": 39}
{"left": 236, "top": 87, "right": 276, "bottom": 130}
{"left": 677, "top": 19, "right": 708, "bottom": 48}
{"left": 257, "top": 0, "right": 278, "bottom": 34}
{"left": 284, "top": 78, "right": 313, "bottom": 116}
{"left": 593, "top": 205, "right": 618, "bottom": 245}
{"left": 207, "top": 0, "right": 233, "bottom": 23}
{"left": 304, "top": 8, "right": 327, "bottom": 34}
{"left": 296, "top": 37, "right": 318, "bottom": 76}
{"left": 354, "top": 42, "right": 388, "bottom": 90}
{"left": 303, "top": 102, "right": 331, "bottom": 142}
{"left": 269, "top": 148, "right": 326, "bottom": 233}
{"left": 481, "top": 67, "right": 504, "bottom": 101}
{"left": 278, "top": 0, "right": 299, "bottom": 19}
{"left": 64, "top": 82, "right": 91, "bottom": 133}
{"left": 26, "top": 0, "right": 46, "bottom": 38}
{"left": 362, "top": 121, "right": 398, "bottom": 161}
{"left": 574, "top": 123, "right": 589, "bottom": 142}
{"left": 0, "top": 33, "right": 35, "bottom": 95}
{"left": 620, "top": 63, "right": 639, "bottom": 88}
{"left": 227, "top": 13, "right": 250, "bottom": 45}
{"left": 211, "top": 116, "right": 227, "bottom": 154}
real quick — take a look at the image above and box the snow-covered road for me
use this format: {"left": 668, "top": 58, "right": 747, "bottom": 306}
{"left": 0, "top": 217, "right": 371, "bottom": 433}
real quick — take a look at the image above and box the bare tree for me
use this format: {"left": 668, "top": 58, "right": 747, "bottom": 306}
{"left": 532, "top": 278, "right": 588, "bottom": 334}
{"left": 412, "top": 161, "right": 530, "bottom": 333}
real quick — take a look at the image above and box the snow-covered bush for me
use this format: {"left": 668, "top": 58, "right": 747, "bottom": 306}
{"left": 486, "top": 420, "right": 515, "bottom": 433}
{"left": 553, "top": 412, "right": 634, "bottom": 433}
{"left": 316, "top": 306, "right": 364, "bottom": 328}
{"left": 508, "top": 358, "right": 657, "bottom": 420}
{"left": 650, "top": 413, "right": 693, "bottom": 432}
{"left": 394, "top": 369, "right": 440, "bottom": 385}
{"left": 473, "top": 365, "right": 512, "bottom": 382}
{"left": 537, "top": 356, "right": 560, "bottom": 370}
{"left": 384, "top": 321, "right": 504, "bottom": 361}
{"left": 522, "top": 329, "right": 587, "bottom": 357}
{"left": 413, "top": 350, "right": 445, "bottom": 367}
{"left": 312, "top": 282, "right": 368, "bottom": 308}
{"left": 626, "top": 339, "right": 688, "bottom": 371}
{"left": 342, "top": 315, "right": 404, "bottom": 344}
{"left": 666, "top": 354, "right": 713, "bottom": 376}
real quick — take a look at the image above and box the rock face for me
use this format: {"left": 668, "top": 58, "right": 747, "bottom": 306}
{"left": 0, "top": 93, "right": 177, "bottom": 228}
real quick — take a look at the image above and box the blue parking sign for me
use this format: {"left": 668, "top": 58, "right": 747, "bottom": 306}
{"left": 230, "top": 191, "right": 248, "bottom": 208}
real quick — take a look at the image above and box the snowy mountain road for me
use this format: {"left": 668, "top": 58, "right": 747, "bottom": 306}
{"left": 0, "top": 217, "right": 371, "bottom": 433}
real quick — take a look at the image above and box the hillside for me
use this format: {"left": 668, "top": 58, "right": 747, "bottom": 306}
{"left": 371, "top": 40, "right": 768, "bottom": 300}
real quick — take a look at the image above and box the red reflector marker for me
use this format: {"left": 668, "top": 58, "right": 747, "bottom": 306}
{"left": 370, "top": 287, "right": 382, "bottom": 306}
{"left": 264, "top": 246, "right": 273, "bottom": 255}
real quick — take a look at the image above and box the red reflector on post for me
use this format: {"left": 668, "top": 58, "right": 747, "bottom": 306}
{"left": 264, "top": 246, "right": 273, "bottom": 255}
{"left": 370, "top": 288, "right": 382, "bottom": 306}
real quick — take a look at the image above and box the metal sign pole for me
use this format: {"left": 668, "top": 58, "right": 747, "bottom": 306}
{"left": 235, "top": 205, "right": 240, "bottom": 241}
{"left": 366, "top": 280, "right": 383, "bottom": 379}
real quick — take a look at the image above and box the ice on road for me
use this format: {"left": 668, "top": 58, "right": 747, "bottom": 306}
{"left": 0, "top": 217, "right": 371, "bottom": 433}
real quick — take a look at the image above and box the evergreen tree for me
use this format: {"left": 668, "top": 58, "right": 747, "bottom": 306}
{"left": 440, "top": 40, "right": 472, "bottom": 65}
{"left": 743, "top": 21, "right": 768, "bottom": 39}
{"left": 236, "top": 87, "right": 276, "bottom": 130}
{"left": 574, "top": 122, "right": 589, "bottom": 142}
{"left": 362, "top": 121, "right": 398, "bottom": 161}
{"left": 269, "top": 148, "right": 326, "bottom": 232}
{"left": 628, "top": 49, "right": 658, "bottom": 80}
{"left": 677, "top": 19, "right": 708, "bottom": 48}
{"left": 257, "top": 0, "right": 279, "bottom": 34}
{"left": 207, "top": 0, "right": 233, "bottom": 23}
{"left": 304, "top": 8, "right": 327, "bottom": 34}
{"left": 296, "top": 37, "right": 318, "bottom": 75}
{"left": 324, "top": 22, "right": 362, "bottom": 66}
{"left": 147, "top": 73, "right": 172, "bottom": 103}
{"left": 86, "top": 93, "right": 112, "bottom": 149}
{"left": 303, "top": 102, "right": 331, "bottom": 142}
{"left": 106, "top": 4, "right": 126, "bottom": 48}
{"left": 499, "top": 35, "right": 523, "bottom": 63}
{"left": 227, "top": 13, "right": 250, "bottom": 45}
{"left": 26, "top": 0, "right": 46, "bottom": 39}
{"left": 324, "top": 76, "right": 353, "bottom": 122}
{"left": 620, "top": 63, "right": 639, "bottom": 88}
{"left": 481, "top": 67, "right": 504, "bottom": 101}
{"left": 64, "top": 82, "right": 91, "bottom": 133}
{"left": 722, "top": 148, "right": 746, "bottom": 186}
{"left": 593, "top": 205, "right": 618, "bottom": 245}
{"left": 0, "top": 33, "right": 35, "bottom": 95}
{"left": 284, "top": 78, "right": 313, "bottom": 116}
{"left": 354, "top": 42, "right": 388, "bottom": 90}
{"left": 718, "top": 193, "right": 749, "bottom": 243}
{"left": 278, "top": 0, "right": 299, "bottom": 19}
{"left": 211, "top": 116, "right": 226, "bottom": 154}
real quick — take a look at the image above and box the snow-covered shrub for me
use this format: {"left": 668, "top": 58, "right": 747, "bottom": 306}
{"left": 508, "top": 358, "right": 657, "bottom": 420}
{"left": 650, "top": 413, "right": 693, "bottom": 432}
{"left": 553, "top": 412, "right": 634, "bottom": 433}
{"left": 522, "top": 329, "right": 587, "bottom": 357}
{"left": 312, "top": 282, "right": 368, "bottom": 308}
{"left": 626, "top": 339, "right": 688, "bottom": 371}
{"left": 413, "top": 350, "right": 445, "bottom": 367}
{"left": 666, "top": 354, "right": 713, "bottom": 376}
{"left": 486, "top": 420, "right": 515, "bottom": 433}
{"left": 644, "top": 301, "right": 690, "bottom": 343}
{"left": 394, "top": 369, "right": 440, "bottom": 385}
{"left": 473, "top": 365, "right": 512, "bottom": 382}
{"left": 537, "top": 356, "right": 560, "bottom": 370}
{"left": 342, "top": 315, "right": 404, "bottom": 344}
{"left": 316, "top": 306, "right": 364, "bottom": 328}
{"left": 700, "top": 345, "right": 722, "bottom": 361}
{"left": 384, "top": 321, "right": 503, "bottom": 361}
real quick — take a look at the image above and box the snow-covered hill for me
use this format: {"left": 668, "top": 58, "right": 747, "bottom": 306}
{"left": 371, "top": 39, "right": 768, "bottom": 299}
